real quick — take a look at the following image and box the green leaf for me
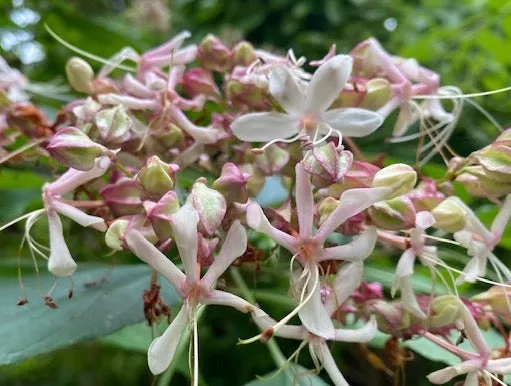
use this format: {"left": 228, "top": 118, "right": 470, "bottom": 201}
{"left": 0, "top": 264, "right": 180, "bottom": 365}
{"left": 244, "top": 364, "right": 328, "bottom": 386}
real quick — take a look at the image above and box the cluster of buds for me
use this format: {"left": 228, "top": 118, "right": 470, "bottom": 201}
{"left": 1, "top": 30, "right": 511, "bottom": 386}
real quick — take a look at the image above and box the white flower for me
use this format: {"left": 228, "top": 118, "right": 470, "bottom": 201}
{"left": 231, "top": 55, "right": 383, "bottom": 146}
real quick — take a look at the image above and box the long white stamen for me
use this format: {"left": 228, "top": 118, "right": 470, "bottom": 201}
{"left": 483, "top": 370, "right": 507, "bottom": 386}
{"left": 45, "top": 24, "right": 137, "bottom": 72}
{"left": 259, "top": 133, "right": 305, "bottom": 152}
{"left": 0, "top": 209, "right": 45, "bottom": 232}
{"left": 421, "top": 252, "right": 511, "bottom": 288}
{"left": 464, "top": 98, "right": 503, "bottom": 132}
{"left": 413, "top": 85, "right": 511, "bottom": 100}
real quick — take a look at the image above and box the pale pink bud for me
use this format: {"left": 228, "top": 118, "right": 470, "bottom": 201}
{"left": 100, "top": 178, "right": 144, "bottom": 216}
{"left": 94, "top": 105, "right": 132, "bottom": 145}
{"left": 212, "top": 162, "right": 250, "bottom": 203}
{"left": 182, "top": 68, "right": 220, "bottom": 99}
{"left": 302, "top": 143, "right": 353, "bottom": 187}
{"left": 47, "top": 127, "right": 110, "bottom": 171}
{"left": 144, "top": 191, "right": 181, "bottom": 241}
{"left": 197, "top": 233, "right": 219, "bottom": 266}
{"left": 186, "top": 179, "right": 227, "bottom": 236}
{"left": 368, "top": 196, "right": 417, "bottom": 231}
{"left": 408, "top": 178, "right": 445, "bottom": 211}
{"left": 198, "top": 34, "right": 232, "bottom": 72}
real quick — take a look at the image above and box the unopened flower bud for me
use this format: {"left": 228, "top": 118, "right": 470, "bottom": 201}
{"left": 186, "top": 180, "right": 227, "bottom": 236}
{"left": 155, "top": 123, "right": 184, "bottom": 148}
{"left": 100, "top": 178, "right": 144, "bottom": 216}
{"left": 182, "top": 68, "right": 220, "bottom": 99}
{"left": 137, "top": 156, "right": 178, "bottom": 198}
{"left": 456, "top": 165, "right": 511, "bottom": 197}
{"left": 95, "top": 105, "right": 132, "bottom": 145}
{"left": 302, "top": 144, "right": 353, "bottom": 187}
{"left": 371, "top": 300, "right": 411, "bottom": 335}
{"left": 213, "top": 162, "right": 250, "bottom": 203}
{"left": 318, "top": 197, "right": 340, "bottom": 227}
{"left": 226, "top": 79, "right": 270, "bottom": 110}
{"left": 472, "top": 286, "right": 511, "bottom": 325}
{"left": 408, "top": 178, "right": 445, "bottom": 211}
{"left": 144, "top": 191, "right": 181, "bottom": 241}
{"left": 431, "top": 197, "right": 466, "bottom": 233}
{"left": 368, "top": 196, "right": 416, "bottom": 231}
{"left": 331, "top": 161, "right": 380, "bottom": 196}
{"left": 372, "top": 164, "right": 417, "bottom": 199}
{"left": 105, "top": 219, "right": 130, "bottom": 251}
{"left": 71, "top": 97, "right": 102, "bottom": 125}
{"left": 66, "top": 57, "right": 94, "bottom": 93}
{"left": 475, "top": 145, "right": 511, "bottom": 183}
{"left": 428, "top": 295, "right": 463, "bottom": 329}
{"left": 360, "top": 78, "right": 392, "bottom": 110}
{"left": 197, "top": 233, "right": 219, "bottom": 266}
{"left": 232, "top": 41, "right": 257, "bottom": 67}
{"left": 254, "top": 145, "right": 289, "bottom": 175}
{"left": 198, "top": 34, "right": 232, "bottom": 72}
{"left": 47, "top": 127, "right": 110, "bottom": 171}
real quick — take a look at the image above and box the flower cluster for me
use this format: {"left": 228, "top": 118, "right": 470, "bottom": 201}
{"left": 2, "top": 31, "right": 511, "bottom": 386}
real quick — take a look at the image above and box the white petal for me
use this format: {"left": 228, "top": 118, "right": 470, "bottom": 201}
{"left": 125, "top": 230, "right": 186, "bottom": 289}
{"left": 322, "top": 227, "right": 377, "bottom": 262}
{"left": 391, "top": 248, "right": 416, "bottom": 297}
{"left": 306, "top": 55, "right": 352, "bottom": 114}
{"left": 325, "top": 261, "right": 364, "bottom": 315}
{"left": 457, "top": 254, "right": 487, "bottom": 284}
{"left": 392, "top": 103, "right": 416, "bottom": 137}
{"left": 52, "top": 200, "right": 106, "bottom": 231}
{"left": 298, "top": 269, "right": 335, "bottom": 339}
{"left": 295, "top": 163, "right": 314, "bottom": 238}
{"left": 169, "top": 105, "right": 219, "bottom": 144}
{"left": 269, "top": 65, "right": 305, "bottom": 115}
{"left": 415, "top": 211, "right": 435, "bottom": 230}
{"left": 148, "top": 307, "right": 189, "bottom": 375}
{"left": 333, "top": 317, "right": 378, "bottom": 343}
{"left": 312, "top": 342, "right": 350, "bottom": 386}
{"left": 322, "top": 108, "right": 383, "bottom": 137}
{"left": 231, "top": 112, "right": 299, "bottom": 142}
{"left": 47, "top": 210, "right": 77, "bottom": 277}
{"left": 315, "top": 187, "right": 391, "bottom": 244}
{"left": 400, "top": 279, "right": 426, "bottom": 319}
{"left": 201, "top": 290, "right": 255, "bottom": 313}
{"left": 246, "top": 203, "right": 298, "bottom": 253}
{"left": 201, "top": 221, "right": 247, "bottom": 288}
{"left": 487, "top": 357, "right": 511, "bottom": 374}
{"left": 491, "top": 194, "right": 511, "bottom": 238}
{"left": 170, "top": 204, "right": 199, "bottom": 282}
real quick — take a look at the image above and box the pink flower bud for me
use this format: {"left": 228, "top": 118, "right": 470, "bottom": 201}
{"left": 198, "top": 34, "right": 232, "bottom": 72}
{"left": 94, "top": 105, "right": 132, "bottom": 145}
{"left": 197, "top": 233, "right": 219, "bottom": 266}
{"left": 342, "top": 161, "right": 381, "bottom": 188}
{"left": 352, "top": 281, "right": 383, "bottom": 303}
{"left": 137, "top": 156, "right": 179, "bottom": 198}
{"left": 302, "top": 143, "right": 353, "bottom": 187}
{"left": 100, "top": 177, "right": 144, "bottom": 216}
{"left": 47, "top": 127, "right": 110, "bottom": 171}
{"left": 408, "top": 178, "right": 445, "bottom": 211}
{"left": 182, "top": 68, "right": 220, "bottom": 99}
{"left": 186, "top": 179, "right": 227, "bottom": 236}
{"left": 212, "top": 162, "right": 250, "bottom": 204}
{"left": 144, "top": 191, "right": 181, "bottom": 241}
{"left": 368, "top": 196, "right": 417, "bottom": 231}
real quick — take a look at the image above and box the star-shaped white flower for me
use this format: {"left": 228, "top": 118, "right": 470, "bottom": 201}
{"left": 231, "top": 55, "right": 383, "bottom": 146}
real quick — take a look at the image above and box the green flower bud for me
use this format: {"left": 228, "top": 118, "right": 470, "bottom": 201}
{"left": 428, "top": 295, "right": 463, "bottom": 329}
{"left": 66, "top": 57, "right": 94, "bottom": 93}
{"left": 95, "top": 105, "right": 132, "bottom": 145}
{"left": 232, "top": 41, "right": 257, "bottom": 67}
{"left": 137, "top": 156, "right": 179, "bottom": 198}
{"left": 360, "top": 78, "right": 392, "bottom": 110}
{"left": 186, "top": 179, "right": 226, "bottom": 236}
{"left": 254, "top": 145, "right": 290, "bottom": 175}
{"left": 431, "top": 197, "right": 467, "bottom": 233}
{"left": 105, "top": 219, "right": 130, "bottom": 251}
{"left": 372, "top": 164, "right": 417, "bottom": 199}
{"left": 368, "top": 196, "right": 416, "bottom": 231}
{"left": 318, "top": 197, "right": 340, "bottom": 227}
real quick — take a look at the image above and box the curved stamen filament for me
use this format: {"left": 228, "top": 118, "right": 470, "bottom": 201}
{"left": 258, "top": 133, "right": 305, "bottom": 152}
{"left": 239, "top": 264, "right": 319, "bottom": 345}
{"left": 412, "top": 85, "right": 511, "bottom": 100}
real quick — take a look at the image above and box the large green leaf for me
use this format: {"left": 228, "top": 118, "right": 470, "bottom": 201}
{"left": 0, "top": 264, "right": 180, "bottom": 365}
{"left": 244, "top": 364, "right": 329, "bottom": 386}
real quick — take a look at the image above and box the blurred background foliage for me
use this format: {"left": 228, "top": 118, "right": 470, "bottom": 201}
{"left": 1, "top": 0, "right": 511, "bottom": 385}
